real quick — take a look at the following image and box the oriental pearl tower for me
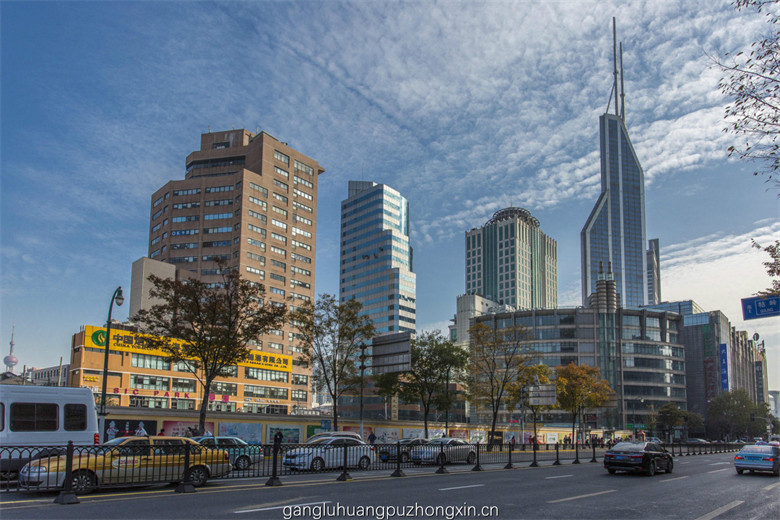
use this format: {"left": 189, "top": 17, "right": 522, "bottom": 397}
{"left": 4, "top": 325, "right": 19, "bottom": 374}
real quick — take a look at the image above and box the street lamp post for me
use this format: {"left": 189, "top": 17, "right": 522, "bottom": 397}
{"left": 358, "top": 344, "right": 368, "bottom": 439}
{"left": 631, "top": 397, "right": 645, "bottom": 440}
{"left": 98, "top": 286, "right": 124, "bottom": 442}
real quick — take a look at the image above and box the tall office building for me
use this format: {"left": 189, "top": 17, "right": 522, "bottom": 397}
{"left": 646, "top": 238, "right": 661, "bottom": 306}
{"left": 581, "top": 22, "right": 648, "bottom": 309}
{"left": 466, "top": 207, "right": 557, "bottom": 309}
{"left": 339, "top": 181, "right": 416, "bottom": 337}
{"left": 146, "top": 128, "right": 323, "bottom": 412}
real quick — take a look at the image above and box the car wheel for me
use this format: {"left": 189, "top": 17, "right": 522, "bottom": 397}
{"left": 70, "top": 470, "right": 97, "bottom": 495}
{"left": 235, "top": 456, "right": 251, "bottom": 471}
{"left": 358, "top": 456, "right": 371, "bottom": 470}
{"left": 466, "top": 452, "right": 476, "bottom": 465}
{"left": 310, "top": 458, "right": 325, "bottom": 472}
{"left": 607, "top": 468, "right": 616, "bottom": 474}
{"left": 666, "top": 459, "right": 673, "bottom": 474}
{"left": 736, "top": 468, "right": 744, "bottom": 475}
{"left": 647, "top": 461, "right": 656, "bottom": 477}
{"left": 400, "top": 452, "right": 410, "bottom": 463}
{"left": 186, "top": 466, "right": 209, "bottom": 487}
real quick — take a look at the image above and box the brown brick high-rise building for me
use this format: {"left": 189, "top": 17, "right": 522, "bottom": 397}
{"left": 145, "top": 128, "right": 323, "bottom": 413}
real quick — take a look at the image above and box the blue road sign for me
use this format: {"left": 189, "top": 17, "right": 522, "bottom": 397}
{"left": 741, "top": 295, "right": 780, "bottom": 320}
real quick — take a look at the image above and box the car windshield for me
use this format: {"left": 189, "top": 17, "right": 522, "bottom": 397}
{"left": 428, "top": 438, "right": 448, "bottom": 445}
{"left": 611, "top": 442, "right": 646, "bottom": 452}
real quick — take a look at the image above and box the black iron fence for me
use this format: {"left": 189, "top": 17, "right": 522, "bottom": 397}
{"left": 1, "top": 440, "right": 744, "bottom": 497}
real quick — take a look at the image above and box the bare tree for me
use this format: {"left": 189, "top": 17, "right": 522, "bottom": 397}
{"left": 288, "top": 294, "right": 375, "bottom": 431}
{"left": 466, "top": 323, "right": 533, "bottom": 447}
{"left": 717, "top": 0, "right": 780, "bottom": 190}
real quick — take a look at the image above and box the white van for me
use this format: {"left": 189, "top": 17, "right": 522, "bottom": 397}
{"left": 0, "top": 385, "right": 99, "bottom": 479}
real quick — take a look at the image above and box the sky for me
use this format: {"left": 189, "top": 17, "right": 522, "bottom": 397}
{"left": 1, "top": 1, "right": 778, "bottom": 390}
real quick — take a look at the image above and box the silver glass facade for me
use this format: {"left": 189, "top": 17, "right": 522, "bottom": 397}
{"left": 581, "top": 113, "right": 648, "bottom": 309}
{"left": 466, "top": 207, "right": 557, "bottom": 309}
{"left": 475, "top": 306, "right": 685, "bottom": 431}
{"left": 340, "top": 181, "right": 416, "bottom": 337}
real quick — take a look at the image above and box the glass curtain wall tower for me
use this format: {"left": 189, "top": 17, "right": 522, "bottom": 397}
{"left": 340, "top": 181, "right": 416, "bottom": 339}
{"left": 581, "top": 21, "right": 648, "bottom": 309}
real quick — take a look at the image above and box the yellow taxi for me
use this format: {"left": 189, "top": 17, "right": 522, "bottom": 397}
{"left": 19, "top": 436, "right": 231, "bottom": 494}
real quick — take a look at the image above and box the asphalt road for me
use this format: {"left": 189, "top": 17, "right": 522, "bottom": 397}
{"left": 1, "top": 452, "right": 778, "bottom": 519}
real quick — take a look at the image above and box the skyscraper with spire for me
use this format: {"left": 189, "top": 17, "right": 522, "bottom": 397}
{"left": 4, "top": 324, "right": 18, "bottom": 374}
{"left": 581, "top": 19, "right": 648, "bottom": 308}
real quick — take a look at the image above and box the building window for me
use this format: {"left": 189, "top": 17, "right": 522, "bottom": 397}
{"left": 129, "top": 396, "right": 168, "bottom": 409}
{"left": 132, "top": 353, "right": 171, "bottom": 370}
{"left": 274, "top": 166, "right": 289, "bottom": 178}
{"left": 244, "top": 367, "right": 289, "bottom": 383}
{"left": 274, "top": 150, "right": 290, "bottom": 164}
{"left": 131, "top": 375, "right": 169, "bottom": 391}
{"left": 291, "top": 389, "right": 308, "bottom": 401}
{"left": 173, "top": 188, "right": 201, "bottom": 196}
{"left": 294, "top": 160, "right": 313, "bottom": 175}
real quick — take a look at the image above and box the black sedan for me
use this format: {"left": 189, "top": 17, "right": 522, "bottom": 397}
{"left": 603, "top": 441, "right": 673, "bottom": 476}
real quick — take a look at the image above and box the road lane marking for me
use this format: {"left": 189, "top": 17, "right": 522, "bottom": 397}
{"left": 235, "top": 501, "right": 332, "bottom": 514}
{"left": 439, "top": 484, "right": 485, "bottom": 491}
{"left": 707, "top": 468, "right": 731, "bottom": 474}
{"left": 708, "top": 462, "right": 730, "bottom": 466}
{"left": 660, "top": 476, "right": 688, "bottom": 482}
{"left": 693, "top": 500, "right": 743, "bottom": 520}
{"left": 545, "top": 475, "right": 573, "bottom": 479}
{"left": 764, "top": 482, "right": 780, "bottom": 491}
{"left": 547, "top": 489, "right": 616, "bottom": 503}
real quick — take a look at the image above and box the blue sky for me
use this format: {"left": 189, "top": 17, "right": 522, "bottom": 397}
{"left": 1, "top": 1, "right": 778, "bottom": 389}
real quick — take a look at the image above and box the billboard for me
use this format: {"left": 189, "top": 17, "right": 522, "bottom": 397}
{"left": 84, "top": 325, "right": 291, "bottom": 372}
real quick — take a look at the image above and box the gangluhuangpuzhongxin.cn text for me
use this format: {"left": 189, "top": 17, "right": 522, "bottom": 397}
{"left": 282, "top": 502, "right": 500, "bottom": 520}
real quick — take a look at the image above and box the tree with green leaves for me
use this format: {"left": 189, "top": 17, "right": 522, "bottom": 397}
{"left": 555, "top": 363, "right": 612, "bottom": 444}
{"left": 395, "top": 330, "right": 469, "bottom": 438}
{"left": 508, "top": 363, "right": 554, "bottom": 446}
{"left": 656, "top": 403, "right": 686, "bottom": 441}
{"left": 706, "top": 389, "right": 770, "bottom": 440}
{"left": 716, "top": 0, "right": 780, "bottom": 190}
{"left": 684, "top": 410, "right": 705, "bottom": 437}
{"left": 132, "top": 266, "right": 287, "bottom": 436}
{"left": 288, "top": 294, "right": 375, "bottom": 431}
{"left": 372, "top": 371, "right": 401, "bottom": 421}
{"left": 466, "top": 323, "right": 533, "bottom": 446}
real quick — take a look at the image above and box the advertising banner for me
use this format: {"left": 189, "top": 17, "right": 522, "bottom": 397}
{"left": 103, "top": 419, "right": 158, "bottom": 442}
{"left": 219, "top": 422, "right": 264, "bottom": 444}
{"left": 266, "top": 424, "right": 300, "bottom": 444}
{"left": 719, "top": 343, "right": 729, "bottom": 391}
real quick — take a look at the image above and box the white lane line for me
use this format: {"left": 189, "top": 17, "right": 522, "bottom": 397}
{"left": 708, "top": 462, "right": 730, "bottom": 466}
{"left": 439, "top": 484, "right": 485, "bottom": 491}
{"left": 235, "top": 501, "right": 332, "bottom": 514}
{"left": 693, "top": 500, "right": 744, "bottom": 520}
{"left": 764, "top": 482, "right": 780, "bottom": 491}
{"left": 545, "top": 475, "right": 574, "bottom": 479}
{"left": 547, "top": 489, "right": 616, "bottom": 504}
{"left": 660, "top": 476, "right": 688, "bottom": 483}
{"left": 707, "top": 468, "right": 731, "bottom": 474}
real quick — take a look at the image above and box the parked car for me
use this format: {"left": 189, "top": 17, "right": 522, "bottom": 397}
{"left": 647, "top": 437, "right": 663, "bottom": 444}
{"left": 378, "top": 438, "right": 429, "bottom": 463}
{"left": 603, "top": 441, "right": 673, "bottom": 476}
{"left": 687, "top": 438, "right": 710, "bottom": 444}
{"left": 18, "top": 436, "right": 231, "bottom": 495}
{"left": 283, "top": 437, "right": 375, "bottom": 471}
{"left": 410, "top": 438, "right": 476, "bottom": 465}
{"left": 305, "top": 431, "right": 363, "bottom": 443}
{"left": 734, "top": 444, "right": 780, "bottom": 476}
{"left": 191, "top": 436, "right": 263, "bottom": 470}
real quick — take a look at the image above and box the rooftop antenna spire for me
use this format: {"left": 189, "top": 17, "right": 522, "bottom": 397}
{"left": 613, "top": 17, "right": 619, "bottom": 118}
{"left": 620, "top": 41, "right": 625, "bottom": 122}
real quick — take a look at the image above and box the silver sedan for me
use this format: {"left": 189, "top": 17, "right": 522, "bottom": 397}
{"left": 410, "top": 438, "right": 476, "bottom": 465}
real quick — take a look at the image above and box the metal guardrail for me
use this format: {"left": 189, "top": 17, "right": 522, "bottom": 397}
{"left": 1, "top": 441, "right": 745, "bottom": 498}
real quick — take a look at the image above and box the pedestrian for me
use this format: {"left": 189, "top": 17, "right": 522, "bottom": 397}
{"left": 158, "top": 428, "right": 165, "bottom": 435}
{"left": 510, "top": 435, "right": 516, "bottom": 447}
{"left": 368, "top": 432, "right": 376, "bottom": 445}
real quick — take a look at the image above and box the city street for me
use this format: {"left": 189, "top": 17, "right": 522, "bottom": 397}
{"left": 1, "top": 452, "right": 777, "bottom": 519}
